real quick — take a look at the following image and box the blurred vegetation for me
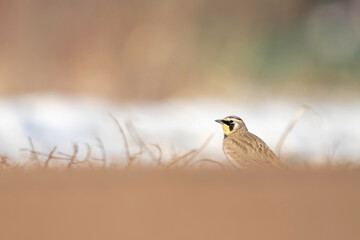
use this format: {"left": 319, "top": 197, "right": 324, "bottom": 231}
{"left": 0, "top": 0, "right": 359, "bottom": 99}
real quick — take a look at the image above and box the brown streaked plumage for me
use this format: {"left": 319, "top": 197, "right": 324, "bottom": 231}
{"left": 215, "top": 116, "right": 285, "bottom": 168}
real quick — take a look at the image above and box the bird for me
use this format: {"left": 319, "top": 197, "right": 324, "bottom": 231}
{"left": 215, "top": 115, "right": 285, "bottom": 168}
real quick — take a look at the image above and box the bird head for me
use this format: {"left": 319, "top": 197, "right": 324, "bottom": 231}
{"left": 215, "top": 115, "right": 248, "bottom": 137}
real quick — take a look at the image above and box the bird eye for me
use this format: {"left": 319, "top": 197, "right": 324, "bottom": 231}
{"left": 229, "top": 120, "right": 233, "bottom": 124}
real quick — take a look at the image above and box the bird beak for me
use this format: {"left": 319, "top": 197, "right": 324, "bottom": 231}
{"left": 215, "top": 119, "right": 223, "bottom": 124}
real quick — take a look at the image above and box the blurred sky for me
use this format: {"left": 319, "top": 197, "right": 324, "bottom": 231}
{"left": 0, "top": 0, "right": 359, "bottom": 100}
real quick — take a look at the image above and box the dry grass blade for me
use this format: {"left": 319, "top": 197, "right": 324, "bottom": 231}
{"left": 20, "top": 149, "right": 70, "bottom": 160}
{"left": 166, "top": 135, "right": 213, "bottom": 168}
{"left": 67, "top": 144, "right": 79, "bottom": 169}
{"left": 56, "top": 152, "right": 72, "bottom": 157}
{"left": 180, "top": 134, "right": 213, "bottom": 168}
{"left": 109, "top": 114, "right": 131, "bottom": 166}
{"left": 83, "top": 143, "right": 92, "bottom": 162}
{"left": 275, "top": 105, "right": 320, "bottom": 158}
{"left": 148, "top": 144, "right": 163, "bottom": 167}
{"left": 0, "top": 155, "right": 10, "bottom": 168}
{"left": 28, "top": 137, "right": 40, "bottom": 165}
{"left": 189, "top": 158, "right": 225, "bottom": 170}
{"left": 165, "top": 150, "right": 196, "bottom": 168}
{"left": 325, "top": 140, "right": 340, "bottom": 165}
{"left": 126, "top": 121, "right": 158, "bottom": 162}
{"left": 126, "top": 121, "right": 145, "bottom": 147}
{"left": 95, "top": 137, "right": 107, "bottom": 166}
{"left": 44, "top": 147, "right": 57, "bottom": 168}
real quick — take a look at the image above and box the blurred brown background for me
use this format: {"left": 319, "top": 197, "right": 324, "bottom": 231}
{"left": 0, "top": 0, "right": 359, "bottom": 100}
{"left": 1, "top": 170, "right": 360, "bottom": 240}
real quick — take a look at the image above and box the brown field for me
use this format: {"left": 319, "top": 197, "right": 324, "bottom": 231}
{"left": 0, "top": 169, "right": 359, "bottom": 240}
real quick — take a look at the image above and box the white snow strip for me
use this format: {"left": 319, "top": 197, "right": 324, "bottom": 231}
{"left": 0, "top": 94, "right": 359, "bottom": 164}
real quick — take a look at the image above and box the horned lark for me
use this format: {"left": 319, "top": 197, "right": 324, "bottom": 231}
{"left": 215, "top": 116, "right": 285, "bottom": 168}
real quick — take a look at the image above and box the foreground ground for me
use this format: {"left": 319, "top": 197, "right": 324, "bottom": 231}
{"left": 0, "top": 169, "right": 359, "bottom": 240}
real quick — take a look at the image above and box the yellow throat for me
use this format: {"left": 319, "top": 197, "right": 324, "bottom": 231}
{"left": 222, "top": 123, "right": 233, "bottom": 136}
